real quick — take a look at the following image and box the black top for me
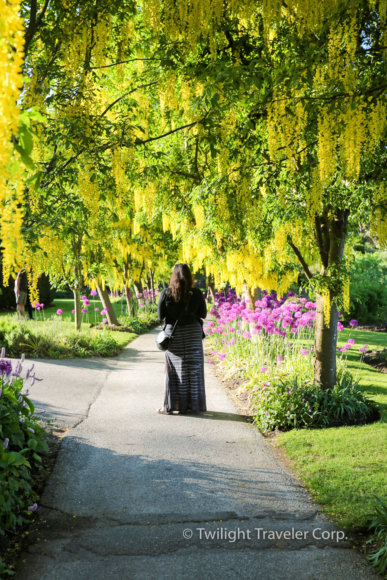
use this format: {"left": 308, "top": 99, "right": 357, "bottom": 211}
{"left": 18, "top": 271, "right": 28, "bottom": 293}
{"left": 157, "top": 287, "right": 207, "bottom": 326}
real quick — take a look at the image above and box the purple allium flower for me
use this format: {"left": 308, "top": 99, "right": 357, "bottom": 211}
{"left": 81, "top": 295, "right": 87, "bottom": 300}
{"left": 0, "top": 359, "right": 12, "bottom": 377}
{"left": 347, "top": 338, "right": 355, "bottom": 345}
{"left": 349, "top": 319, "right": 358, "bottom": 327}
{"left": 91, "top": 290, "right": 97, "bottom": 296}
{"left": 302, "top": 398, "right": 305, "bottom": 402}
{"left": 102, "top": 318, "right": 108, "bottom": 323}
{"left": 81, "top": 308, "right": 87, "bottom": 313}
{"left": 94, "top": 308, "right": 99, "bottom": 312}
{"left": 72, "top": 309, "right": 76, "bottom": 314}
{"left": 28, "top": 503, "right": 38, "bottom": 512}
{"left": 3, "top": 438, "right": 9, "bottom": 449}
{"left": 300, "top": 348, "right": 308, "bottom": 357}
{"left": 337, "top": 322, "right": 344, "bottom": 331}
{"left": 277, "top": 355, "right": 284, "bottom": 362}
{"left": 57, "top": 309, "right": 63, "bottom": 315}
{"left": 309, "top": 409, "right": 312, "bottom": 413}
{"left": 260, "top": 366, "right": 267, "bottom": 373}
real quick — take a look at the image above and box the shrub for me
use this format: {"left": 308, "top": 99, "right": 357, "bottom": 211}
{"left": 368, "top": 497, "right": 387, "bottom": 575}
{"left": 0, "top": 353, "right": 49, "bottom": 573}
{"left": 0, "top": 315, "right": 121, "bottom": 359}
{"left": 347, "top": 253, "right": 387, "bottom": 324}
{"left": 253, "top": 375, "right": 373, "bottom": 431}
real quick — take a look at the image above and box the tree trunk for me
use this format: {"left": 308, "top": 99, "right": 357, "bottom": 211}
{"left": 133, "top": 279, "right": 143, "bottom": 297}
{"left": 73, "top": 288, "right": 82, "bottom": 331}
{"left": 242, "top": 282, "right": 254, "bottom": 310}
{"left": 253, "top": 288, "right": 262, "bottom": 304}
{"left": 149, "top": 268, "right": 154, "bottom": 299}
{"left": 123, "top": 283, "right": 133, "bottom": 317}
{"left": 288, "top": 207, "right": 349, "bottom": 390}
{"left": 313, "top": 293, "right": 339, "bottom": 389}
{"left": 208, "top": 275, "right": 215, "bottom": 304}
{"left": 96, "top": 283, "right": 120, "bottom": 326}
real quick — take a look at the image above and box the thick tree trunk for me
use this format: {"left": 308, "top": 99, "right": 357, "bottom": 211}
{"left": 73, "top": 288, "right": 82, "bottom": 331}
{"left": 288, "top": 207, "right": 349, "bottom": 390}
{"left": 313, "top": 293, "right": 339, "bottom": 389}
{"left": 253, "top": 288, "right": 262, "bottom": 303}
{"left": 133, "top": 279, "right": 143, "bottom": 297}
{"left": 96, "top": 283, "right": 120, "bottom": 326}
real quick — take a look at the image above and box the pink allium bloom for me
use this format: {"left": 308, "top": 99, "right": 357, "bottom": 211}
{"left": 260, "top": 366, "right": 267, "bottom": 373}
{"left": 81, "top": 295, "right": 87, "bottom": 300}
{"left": 56, "top": 309, "right": 63, "bottom": 315}
{"left": 300, "top": 348, "right": 308, "bottom": 356}
{"left": 83, "top": 299, "right": 90, "bottom": 306}
{"left": 102, "top": 318, "right": 108, "bottom": 323}
{"left": 309, "top": 409, "right": 312, "bottom": 413}
{"left": 72, "top": 309, "right": 76, "bottom": 314}
{"left": 91, "top": 290, "right": 97, "bottom": 296}
{"left": 349, "top": 319, "right": 358, "bottom": 327}
{"left": 300, "top": 298, "right": 307, "bottom": 303}
{"left": 94, "top": 308, "right": 99, "bottom": 312}
{"left": 337, "top": 322, "right": 344, "bottom": 331}
{"left": 81, "top": 308, "right": 87, "bottom": 313}
{"left": 347, "top": 339, "right": 355, "bottom": 345}
{"left": 28, "top": 503, "right": 38, "bottom": 512}
{"left": 209, "top": 359, "right": 214, "bottom": 364}
{"left": 277, "top": 355, "right": 284, "bottom": 362}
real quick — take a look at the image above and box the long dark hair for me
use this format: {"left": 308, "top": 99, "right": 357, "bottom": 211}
{"left": 168, "top": 263, "right": 193, "bottom": 303}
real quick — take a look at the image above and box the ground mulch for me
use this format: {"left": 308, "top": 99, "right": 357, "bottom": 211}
{"left": 364, "top": 349, "right": 387, "bottom": 373}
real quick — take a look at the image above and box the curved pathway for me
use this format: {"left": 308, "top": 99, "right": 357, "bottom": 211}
{"left": 15, "top": 329, "right": 378, "bottom": 579}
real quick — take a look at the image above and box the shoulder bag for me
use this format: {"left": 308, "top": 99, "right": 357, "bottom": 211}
{"left": 155, "top": 293, "right": 191, "bottom": 351}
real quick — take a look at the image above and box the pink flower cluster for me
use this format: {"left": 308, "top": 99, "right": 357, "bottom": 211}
{"left": 205, "top": 291, "right": 318, "bottom": 340}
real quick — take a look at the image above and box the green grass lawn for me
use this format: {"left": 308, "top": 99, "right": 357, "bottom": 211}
{"left": 279, "top": 327, "right": 387, "bottom": 530}
{"left": 0, "top": 297, "right": 128, "bottom": 326}
{"left": 0, "top": 297, "right": 158, "bottom": 358}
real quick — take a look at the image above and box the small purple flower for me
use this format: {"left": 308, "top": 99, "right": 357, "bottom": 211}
{"left": 277, "top": 355, "right": 284, "bottom": 362}
{"left": 300, "top": 348, "right": 308, "bottom": 357}
{"left": 260, "top": 366, "right": 267, "bottom": 373}
{"left": 81, "top": 295, "right": 87, "bottom": 300}
{"left": 349, "top": 319, "right": 358, "bottom": 327}
{"left": 337, "top": 322, "right": 344, "bottom": 331}
{"left": 94, "top": 308, "right": 99, "bottom": 312}
{"left": 91, "top": 290, "right": 97, "bottom": 296}
{"left": 102, "top": 317, "right": 108, "bottom": 323}
{"left": 3, "top": 438, "right": 9, "bottom": 449}
{"left": 302, "top": 398, "right": 305, "bottom": 402}
{"left": 308, "top": 409, "right": 312, "bottom": 413}
{"left": 0, "top": 359, "right": 12, "bottom": 377}
{"left": 347, "top": 338, "right": 355, "bottom": 345}
{"left": 72, "top": 309, "right": 76, "bottom": 314}
{"left": 28, "top": 503, "right": 38, "bottom": 512}
{"left": 20, "top": 416, "right": 26, "bottom": 423}
{"left": 57, "top": 309, "right": 63, "bottom": 315}
{"left": 81, "top": 308, "right": 87, "bottom": 313}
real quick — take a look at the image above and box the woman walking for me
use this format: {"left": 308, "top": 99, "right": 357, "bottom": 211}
{"left": 157, "top": 263, "right": 207, "bottom": 414}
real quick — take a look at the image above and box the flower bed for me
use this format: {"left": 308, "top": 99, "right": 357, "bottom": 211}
{"left": 204, "top": 290, "right": 374, "bottom": 430}
{"left": 0, "top": 351, "right": 49, "bottom": 575}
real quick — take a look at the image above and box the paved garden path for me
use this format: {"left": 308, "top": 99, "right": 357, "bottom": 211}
{"left": 15, "top": 329, "right": 377, "bottom": 579}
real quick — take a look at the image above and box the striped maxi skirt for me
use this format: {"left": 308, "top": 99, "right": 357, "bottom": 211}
{"left": 162, "top": 321, "right": 207, "bottom": 413}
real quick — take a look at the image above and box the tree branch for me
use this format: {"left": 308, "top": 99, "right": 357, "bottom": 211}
{"left": 287, "top": 236, "right": 313, "bottom": 280}
{"left": 101, "top": 81, "right": 158, "bottom": 117}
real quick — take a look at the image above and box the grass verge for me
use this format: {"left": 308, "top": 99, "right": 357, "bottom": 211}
{"left": 278, "top": 328, "right": 387, "bottom": 530}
